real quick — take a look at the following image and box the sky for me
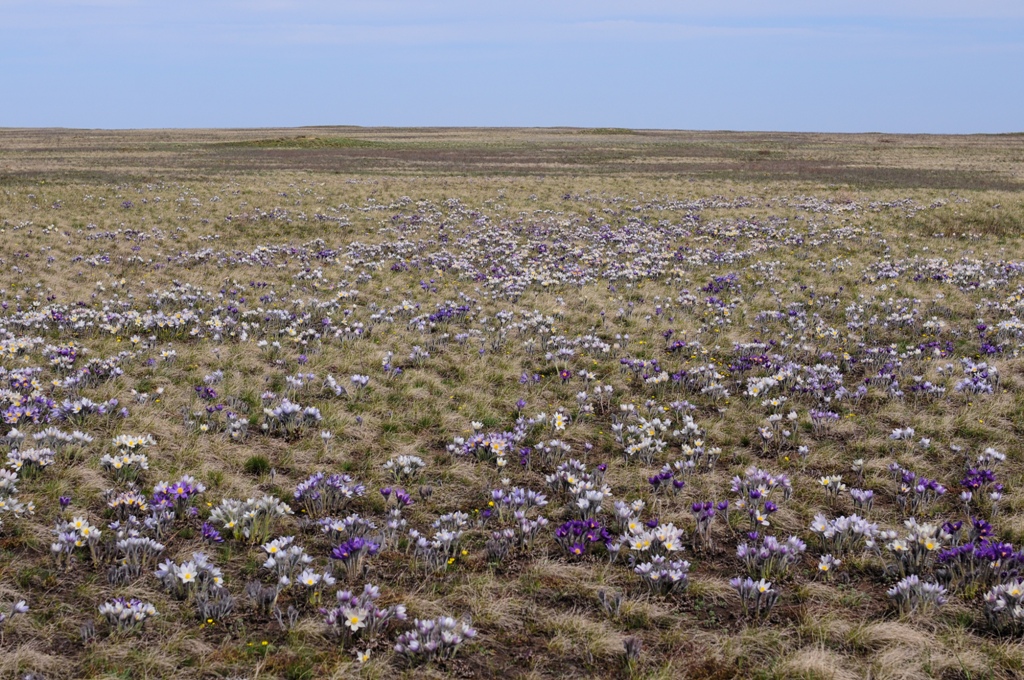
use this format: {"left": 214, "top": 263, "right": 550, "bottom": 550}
{"left": 0, "top": 1, "right": 1022, "bottom": 133}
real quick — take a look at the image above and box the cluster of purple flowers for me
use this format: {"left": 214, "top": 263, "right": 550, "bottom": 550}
{"left": 732, "top": 467, "right": 791, "bottom": 529}
{"left": 737, "top": 533, "right": 807, "bottom": 580}
{"left": 554, "top": 518, "right": 612, "bottom": 558}
{"left": 647, "top": 464, "right": 686, "bottom": 494}
{"left": 330, "top": 537, "right": 381, "bottom": 580}
{"left": 691, "top": 500, "right": 728, "bottom": 549}
{"left": 194, "top": 384, "right": 218, "bottom": 401}
{"left": 152, "top": 475, "right": 206, "bottom": 514}
{"left": 890, "top": 463, "right": 946, "bottom": 515}
{"left": 294, "top": 472, "right": 366, "bottom": 518}
{"left": 937, "top": 539, "right": 1024, "bottom": 589}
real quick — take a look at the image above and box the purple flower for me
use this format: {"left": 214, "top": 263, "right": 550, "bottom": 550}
{"left": 201, "top": 522, "right": 224, "bottom": 543}
{"left": 331, "top": 536, "right": 380, "bottom": 562}
{"left": 393, "top": 489, "right": 413, "bottom": 506}
{"left": 195, "top": 385, "right": 218, "bottom": 401}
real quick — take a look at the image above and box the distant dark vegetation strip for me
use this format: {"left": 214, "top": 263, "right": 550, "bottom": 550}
{"left": 0, "top": 169, "right": 215, "bottom": 186}
{"left": 3, "top": 165, "right": 1018, "bottom": 193}
{"left": 702, "top": 165, "right": 1023, "bottom": 192}
{"left": 2, "top": 146, "right": 1020, "bottom": 192}
{"left": 576, "top": 128, "right": 637, "bottom": 135}
{"left": 193, "top": 148, "right": 1024, "bottom": 192}
{"left": 212, "top": 136, "right": 391, "bottom": 149}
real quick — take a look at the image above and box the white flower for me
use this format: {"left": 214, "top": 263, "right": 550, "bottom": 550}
{"left": 343, "top": 607, "right": 368, "bottom": 632}
{"left": 176, "top": 562, "right": 197, "bottom": 584}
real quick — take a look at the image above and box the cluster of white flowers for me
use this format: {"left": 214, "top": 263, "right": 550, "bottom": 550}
{"left": 623, "top": 522, "right": 685, "bottom": 557}
{"left": 383, "top": 454, "right": 426, "bottom": 481}
{"left": 112, "top": 433, "right": 156, "bottom": 452}
{"left": 100, "top": 452, "right": 149, "bottom": 480}
{"left": 7, "top": 448, "right": 56, "bottom": 475}
{"left": 809, "top": 513, "right": 880, "bottom": 556}
{"left": 209, "top": 495, "right": 294, "bottom": 544}
{"left": 0, "top": 469, "right": 34, "bottom": 532}
{"left": 612, "top": 406, "right": 672, "bottom": 464}
{"left": 98, "top": 598, "right": 158, "bottom": 632}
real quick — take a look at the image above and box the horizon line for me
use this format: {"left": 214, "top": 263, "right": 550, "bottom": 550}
{"left": 2, "top": 125, "right": 1023, "bottom": 137}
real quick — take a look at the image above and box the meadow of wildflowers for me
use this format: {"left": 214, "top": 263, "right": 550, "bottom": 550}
{"left": 0, "top": 127, "right": 1023, "bottom": 678}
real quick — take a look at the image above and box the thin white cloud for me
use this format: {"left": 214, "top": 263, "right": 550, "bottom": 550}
{"left": 177, "top": 19, "right": 822, "bottom": 48}
{"left": 5, "top": 0, "right": 1024, "bottom": 26}
{"left": 218, "top": 0, "right": 1024, "bottom": 21}
{"left": 0, "top": 0, "right": 1020, "bottom": 63}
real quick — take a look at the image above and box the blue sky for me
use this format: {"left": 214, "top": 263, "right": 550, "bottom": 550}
{"left": 1, "top": 1, "right": 1021, "bottom": 132}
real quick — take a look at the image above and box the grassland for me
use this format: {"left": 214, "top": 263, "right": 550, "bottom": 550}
{"left": 0, "top": 127, "right": 1023, "bottom": 679}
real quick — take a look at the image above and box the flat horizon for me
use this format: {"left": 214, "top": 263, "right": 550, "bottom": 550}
{"left": 2, "top": 125, "right": 1023, "bottom": 136}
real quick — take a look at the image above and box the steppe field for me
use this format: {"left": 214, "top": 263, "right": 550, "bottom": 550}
{"left": 2, "top": 127, "right": 1024, "bottom": 679}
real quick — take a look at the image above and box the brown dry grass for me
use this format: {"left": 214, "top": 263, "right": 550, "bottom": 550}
{"left": 0, "top": 128, "right": 1023, "bottom": 679}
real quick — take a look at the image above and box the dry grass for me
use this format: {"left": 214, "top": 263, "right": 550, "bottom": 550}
{"left": 0, "top": 128, "right": 1023, "bottom": 679}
